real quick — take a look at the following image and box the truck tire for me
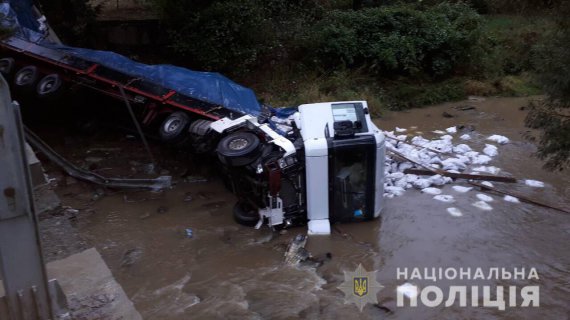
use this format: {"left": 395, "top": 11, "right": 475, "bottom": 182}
{"left": 0, "top": 58, "right": 15, "bottom": 77}
{"left": 36, "top": 74, "right": 63, "bottom": 99}
{"left": 159, "top": 112, "right": 190, "bottom": 143}
{"left": 14, "top": 66, "right": 39, "bottom": 90}
{"left": 233, "top": 201, "right": 259, "bottom": 227}
{"left": 217, "top": 132, "right": 260, "bottom": 167}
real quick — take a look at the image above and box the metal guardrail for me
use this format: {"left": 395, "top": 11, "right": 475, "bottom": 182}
{"left": 24, "top": 127, "right": 172, "bottom": 191}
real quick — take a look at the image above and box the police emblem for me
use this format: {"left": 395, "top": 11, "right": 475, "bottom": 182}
{"left": 338, "top": 264, "right": 383, "bottom": 311}
{"left": 354, "top": 277, "right": 368, "bottom": 297}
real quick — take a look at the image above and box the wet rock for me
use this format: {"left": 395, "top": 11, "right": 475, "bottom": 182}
{"left": 92, "top": 188, "right": 105, "bottom": 201}
{"left": 456, "top": 105, "right": 476, "bottom": 111}
{"left": 183, "top": 192, "right": 193, "bottom": 202}
{"left": 442, "top": 111, "right": 454, "bottom": 118}
{"left": 458, "top": 124, "right": 476, "bottom": 132}
{"left": 120, "top": 247, "right": 143, "bottom": 267}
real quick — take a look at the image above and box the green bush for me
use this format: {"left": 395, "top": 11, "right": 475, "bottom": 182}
{"left": 153, "top": 0, "right": 322, "bottom": 73}
{"left": 306, "top": 3, "right": 482, "bottom": 78}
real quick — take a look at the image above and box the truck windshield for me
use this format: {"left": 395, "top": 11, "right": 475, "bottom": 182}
{"left": 333, "top": 148, "right": 369, "bottom": 218}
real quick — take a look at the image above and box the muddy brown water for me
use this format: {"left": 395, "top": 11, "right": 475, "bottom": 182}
{"left": 46, "top": 96, "right": 569, "bottom": 319}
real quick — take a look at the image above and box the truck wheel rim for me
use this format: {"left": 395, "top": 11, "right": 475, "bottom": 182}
{"left": 229, "top": 138, "right": 249, "bottom": 150}
{"left": 164, "top": 118, "right": 181, "bottom": 133}
{"left": 39, "top": 79, "right": 55, "bottom": 92}
{"left": 17, "top": 71, "right": 32, "bottom": 84}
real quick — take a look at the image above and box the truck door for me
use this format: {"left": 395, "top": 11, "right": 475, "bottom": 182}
{"left": 328, "top": 135, "right": 376, "bottom": 222}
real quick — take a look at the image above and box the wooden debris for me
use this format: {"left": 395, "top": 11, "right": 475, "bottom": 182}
{"left": 469, "top": 181, "right": 570, "bottom": 214}
{"left": 404, "top": 168, "right": 517, "bottom": 183}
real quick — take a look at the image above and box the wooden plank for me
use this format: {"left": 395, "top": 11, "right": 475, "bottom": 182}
{"left": 469, "top": 181, "right": 570, "bottom": 214}
{"left": 404, "top": 168, "right": 517, "bottom": 183}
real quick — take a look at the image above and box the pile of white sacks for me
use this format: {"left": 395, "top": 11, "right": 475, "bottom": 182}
{"left": 382, "top": 126, "right": 544, "bottom": 204}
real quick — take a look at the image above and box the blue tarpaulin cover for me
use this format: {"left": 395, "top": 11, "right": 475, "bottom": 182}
{"left": 2, "top": 0, "right": 263, "bottom": 116}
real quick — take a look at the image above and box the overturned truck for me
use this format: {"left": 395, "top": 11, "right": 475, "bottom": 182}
{"left": 0, "top": 1, "right": 385, "bottom": 234}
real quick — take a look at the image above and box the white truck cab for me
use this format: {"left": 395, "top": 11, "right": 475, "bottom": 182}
{"left": 297, "top": 101, "right": 385, "bottom": 234}
{"left": 211, "top": 101, "right": 385, "bottom": 235}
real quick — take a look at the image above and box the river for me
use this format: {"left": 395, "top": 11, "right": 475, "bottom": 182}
{"left": 42, "top": 96, "right": 569, "bottom": 319}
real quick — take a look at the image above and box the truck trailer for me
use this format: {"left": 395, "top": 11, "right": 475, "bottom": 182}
{"left": 0, "top": 1, "right": 385, "bottom": 234}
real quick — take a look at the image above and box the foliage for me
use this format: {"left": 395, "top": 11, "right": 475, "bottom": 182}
{"left": 152, "top": 0, "right": 322, "bottom": 72}
{"left": 306, "top": 3, "right": 482, "bottom": 78}
{"left": 525, "top": 2, "right": 570, "bottom": 170}
{"left": 39, "top": 0, "right": 100, "bottom": 46}
{"left": 471, "top": 15, "right": 553, "bottom": 79}
{"left": 486, "top": 0, "right": 563, "bottom": 14}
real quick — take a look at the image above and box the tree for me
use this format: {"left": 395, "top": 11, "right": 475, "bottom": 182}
{"left": 525, "top": 2, "right": 570, "bottom": 170}
{"left": 38, "top": 0, "right": 99, "bottom": 46}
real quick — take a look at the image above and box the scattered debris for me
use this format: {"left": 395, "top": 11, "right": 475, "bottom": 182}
{"left": 395, "top": 127, "right": 407, "bottom": 133}
{"left": 447, "top": 207, "right": 463, "bottom": 217}
{"left": 452, "top": 186, "right": 472, "bottom": 193}
{"left": 434, "top": 195, "right": 455, "bottom": 203}
{"left": 472, "top": 201, "right": 493, "bottom": 211}
{"left": 446, "top": 126, "right": 457, "bottom": 134}
{"left": 472, "top": 166, "right": 501, "bottom": 175}
{"left": 476, "top": 194, "right": 494, "bottom": 202}
{"left": 185, "top": 228, "right": 193, "bottom": 238}
{"left": 483, "top": 144, "right": 498, "bottom": 157}
{"left": 470, "top": 181, "right": 570, "bottom": 214}
{"left": 26, "top": 127, "right": 172, "bottom": 190}
{"left": 504, "top": 195, "right": 520, "bottom": 203}
{"left": 421, "top": 187, "right": 442, "bottom": 195}
{"left": 284, "top": 234, "right": 309, "bottom": 266}
{"left": 403, "top": 169, "right": 516, "bottom": 183}
{"left": 456, "top": 105, "right": 476, "bottom": 111}
{"left": 481, "top": 181, "right": 494, "bottom": 188}
{"left": 487, "top": 135, "right": 510, "bottom": 145}
{"left": 442, "top": 112, "right": 455, "bottom": 118}
{"left": 525, "top": 179, "right": 545, "bottom": 188}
